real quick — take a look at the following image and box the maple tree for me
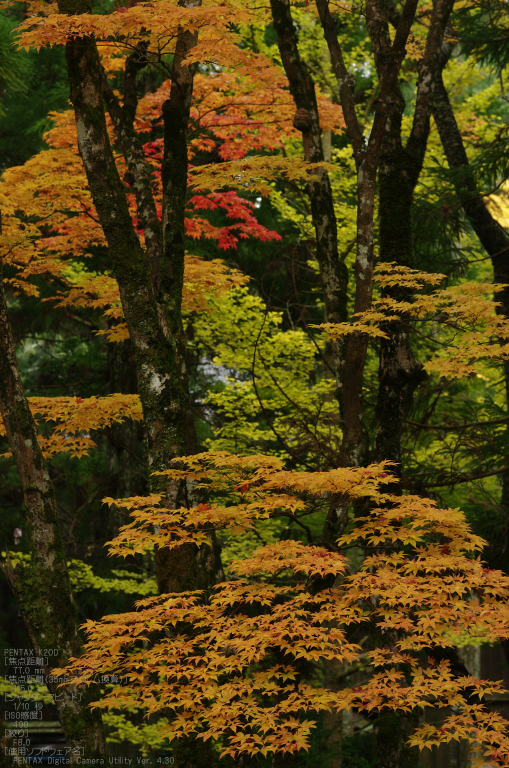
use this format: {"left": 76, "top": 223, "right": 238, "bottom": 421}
{"left": 52, "top": 453, "right": 509, "bottom": 767}
{"left": 2, "top": 0, "right": 509, "bottom": 767}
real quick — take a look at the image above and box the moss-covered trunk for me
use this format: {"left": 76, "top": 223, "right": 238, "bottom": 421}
{"left": 0, "top": 268, "right": 107, "bottom": 763}
{"left": 371, "top": 2, "right": 455, "bottom": 764}
{"left": 59, "top": 0, "right": 222, "bottom": 762}
{"left": 61, "top": 13, "right": 222, "bottom": 589}
{"left": 373, "top": 0, "right": 455, "bottom": 474}
{"left": 373, "top": 93, "right": 426, "bottom": 480}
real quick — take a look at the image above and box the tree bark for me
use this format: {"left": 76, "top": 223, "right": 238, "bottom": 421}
{"left": 315, "top": 2, "right": 455, "bottom": 765}
{"left": 316, "top": 0, "right": 419, "bottom": 467}
{"left": 155, "top": 0, "right": 218, "bottom": 596}
{"left": 373, "top": 59, "right": 421, "bottom": 478}
{"left": 57, "top": 0, "right": 222, "bottom": 760}
{"left": 368, "top": 2, "right": 455, "bottom": 763}
{"left": 101, "top": 47, "right": 163, "bottom": 280}
{"left": 60, "top": 15, "right": 221, "bottom": 597}
{"left": 433, "top": 63, "right": 509, "bottom": 669}
{"left": 433, "top": 68, "right": 509, "bottom": 296}
{"left": 0, "top": 268, "right": 107, "bottom": 764}
{"left": 106, "top": 338, "right": 147, "bottom": 538}
{"left": 269, "top": 0, "right": 348, "bottom": 408}
{"left": 374, "top": 0, "right": 455, "bottom": 478}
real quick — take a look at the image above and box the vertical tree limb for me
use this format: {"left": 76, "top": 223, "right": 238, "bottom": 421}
{"left": 433, "top": 67, "right": 509, "bottom": 672}
{"left": 0, "top": 266, "right": 106, "bottom": 763}
{"left": 101, "top": 49, "right": 163, "bottom": 279}
{"left": 269, "top": 0, "right": 348, "bottom": 409}
{"left": 368, "top": 2, "right": 456, "bottom": 761}
{"left": 316, "top": 3, "right": 455, "bottom": 763}
{"left": 60, "top": 4, "right": 222, "bottom": 763}
{"left": 315, "top": 0, "right": 418, "bottom": 467}
{"left": 433, "top": 68, "right": 509, "bottom": 285}
{"left": 60, "top": 7, "right": 222, "bottom": 594}
{"left": 374, "top": 0, "right": 456, "bottom": 478}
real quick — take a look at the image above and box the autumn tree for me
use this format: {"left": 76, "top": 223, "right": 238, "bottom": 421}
{"left": 55, "top": 454, "right": 509, "bottom": 767}
{"left": 3, "top": 1, "right": 509, "bottom": 767}
{"left": 0, "top": 1, "right": 342, "bottom": 762}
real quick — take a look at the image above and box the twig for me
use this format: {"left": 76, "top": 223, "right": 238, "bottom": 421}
{"left": 406, "top": 416, "right": 509, "bottom": 432}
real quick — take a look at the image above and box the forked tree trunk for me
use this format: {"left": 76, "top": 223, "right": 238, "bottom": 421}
{"left": 57, "top": 2, "right": 222, "bottom": 765}
{"left": 312, "top": 1, "right": 455, "bottom": 765}
{"left": 268, "top": 5, "right": 422, "bottom": 767}
{"left": 315, "top": 0, "right": 419, "bottom": 468}
{"left": 371, "top": 1, "right": 455, "bottom": 764}
{"left": 59, "top": 3, "right": 222, "bottom": 591}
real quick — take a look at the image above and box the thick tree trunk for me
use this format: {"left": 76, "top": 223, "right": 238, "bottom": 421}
{"left": 267, "top": 10, "right": 423, "bottom": 766}
{"left": 266, "top": 12, "right": 349, "bottom": 763}
{"left": 373, "top": 0, "right": 455, "bottom": 480}
{"left": 370, "top": 3, "right": 455, "bottom": 764}
{"left": 106, "top": 339, "right": 147, "bottom": 537}
{"left": 313, "top": 0, "right": 455, "bottom": 763}
{"left": 64, "top": 36, "right": 188, "bottom": 473}
{"left": 0, "top": 269, "right": 107, "bottom": 763}
{"left": 338, "top": 167, "right": 377, "bottom": 467}
{"left": 59, "top": 2, "right": 222, "bottom": 762}
{"left": 102, "top": 49, "right": 163, "bottom": 277}
{"left": 155, "top": 1, "right": 221, "bottom": 596}
{"left": 433, "top": 69, "right": 509, "bottom": 300}
{"left": 373, "top": 81, "right": 426, "bottom": 478}
{"left": 62, "top": 27, "right": 221, "bottom": 595}
{"left": 369, "top": 2, "right": 454, "bottom": 763}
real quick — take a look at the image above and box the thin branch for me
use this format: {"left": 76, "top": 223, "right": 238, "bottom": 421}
{"left": 108, "top": 431, "right": 148, "bottom": 469}
{"left": 272, "top": 510, "right": 314, "bottom": 543}
{"left": 407, "top": 0, "right": 456, "bottom": 159}
{"left": 417, "top": 465, "right": 509, "bottom": 488}
{"left": 406, "top": 416, "right": 509, "bottom": 432}
{"left": 68, "top": 489, "right": 101, "bottom": 541}
{"left": 251, "top": 309, "right": 317, "bottom": 471}
{"left": 255, "top": 341, "right": 332, "bottom": 463}
{"left": 315, "top": 0, "right": 366, "bottom": 166}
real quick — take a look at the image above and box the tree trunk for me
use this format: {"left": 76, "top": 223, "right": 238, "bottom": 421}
{"left": 433, "top": 65, "right": 509, "bottom": 669}
{"left": 106, "top": 338, "right": 147, "bottom": 537}
{"left": 61, "top": 13, "right": 222, "bottom": 594}
{"left": 370, "top": 3, "right": 455, "bottom": 764}
{"left": 433, "top": 68, "right": 509, "bottom": 303}
{"left": 372, "top": 0, "right": 455, "bottom": 479}
{"left": 374, "top": 711, "right": 419, "bottom": 768}
{"left": 269, "top": 0, "right": 348, "bottom": 407}
{"left": 0, "top": 268, "right": 107, "bottom": 764}
{"left": 373, "top": 73, "right": 426, "bottom": 478}
{"left": 315, "top": 0, "right": 419, "bottom": 467}
{"left": 58, "top": 1, "right": 222, "bottom": 761}
{"left": 370, "top": 2, "right": 455, "bottom": 763}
